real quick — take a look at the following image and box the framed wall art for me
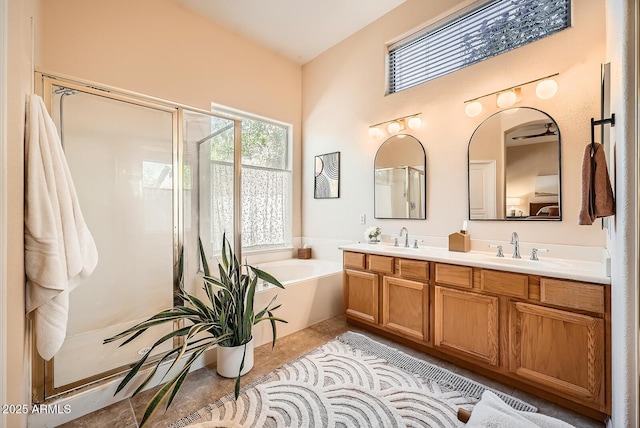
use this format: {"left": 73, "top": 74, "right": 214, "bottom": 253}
{"left": 314, "top": 151, "right": 340, "bottom": 199}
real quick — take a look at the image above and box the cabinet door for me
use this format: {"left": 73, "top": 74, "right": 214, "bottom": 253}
{"left": 344, "top": 269, "right": 379, "bottom": 325}
{"left": 434, "top": 286, "right": 499, "bottom": 366}
{"left": 382, "top": 277, "right": 428, "bottom": 342}
{"left": 509, "top": 302, "right": 605, "bottom": 405}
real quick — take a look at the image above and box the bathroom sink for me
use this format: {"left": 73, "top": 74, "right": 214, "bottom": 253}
{"left": 340, "top": 243, "right": 609, "bottom": 284}
{"left": 477, "top": 256, "right": 561, "bottom": 269}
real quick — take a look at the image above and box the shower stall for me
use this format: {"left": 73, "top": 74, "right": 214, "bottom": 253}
{"left": 374, "top": 166, "right": 425, "bottom": 218}
{"left": 33, "top": 73, "right": 240, "bottom": 401}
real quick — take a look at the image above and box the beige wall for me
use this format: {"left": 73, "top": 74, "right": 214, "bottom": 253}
{"left": 38, "top": 0, "right": 303, "bottom": 237}
{"left": 7, "top": 0, "right": 41, "bottom": 426}
{"left": 5, "top": 0, "right": 302, "bottom": 423}
{"left": 604, "top": 0, "right": 638, "bottom": 426}
{"left": 302, "top": 0, "right": 606, "bottom": 247}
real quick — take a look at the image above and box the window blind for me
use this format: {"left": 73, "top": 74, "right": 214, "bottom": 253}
{"left": 388, "top": 0, "right": 571, "bottom": 94}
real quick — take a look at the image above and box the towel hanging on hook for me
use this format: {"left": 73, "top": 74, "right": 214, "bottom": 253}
{"left": 579, "top": 113, "right": 616, "bottom": 225}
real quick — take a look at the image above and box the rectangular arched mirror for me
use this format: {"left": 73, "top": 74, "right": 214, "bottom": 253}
{"left": 375, "top": 134, "right": 426, "bottom": 219}
{"left": 468, "top": 107, "right": 561, "bottom": 220}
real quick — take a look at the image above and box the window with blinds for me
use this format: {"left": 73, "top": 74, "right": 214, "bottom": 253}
{"left": 388, "top": 0, "right": 571, "bottom": 94}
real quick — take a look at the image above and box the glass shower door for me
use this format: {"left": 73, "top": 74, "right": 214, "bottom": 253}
{"left": 181, "top": 109, "right": 237, "bottom": 297}
{"left": 45, "top": 81, "right": 177, "bottom": 394}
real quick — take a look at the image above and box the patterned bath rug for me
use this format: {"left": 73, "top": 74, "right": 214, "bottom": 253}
{"left": 168, "top": 331, "right": 537, "bottom": 428}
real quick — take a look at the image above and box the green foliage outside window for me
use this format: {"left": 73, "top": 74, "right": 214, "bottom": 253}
{"left": 209, "top": 117, "right": 287, "bottom": 170}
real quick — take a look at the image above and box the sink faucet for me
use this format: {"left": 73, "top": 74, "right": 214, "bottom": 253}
{"left": 399, "top": 227, "right": 409, "bottom": 248}
{"left": 510, "top": 232, "right": 521, "bottom": 259}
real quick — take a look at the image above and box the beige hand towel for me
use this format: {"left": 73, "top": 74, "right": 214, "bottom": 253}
{"left": 25, "top": 94, "right": 98, "bottom": 361}
{"left": 579, "top": 142, "right": 615, "bottom": 225}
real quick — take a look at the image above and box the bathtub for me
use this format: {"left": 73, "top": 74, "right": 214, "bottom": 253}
{"left": 251, "top": 258, "right": 344, "bottom": 348}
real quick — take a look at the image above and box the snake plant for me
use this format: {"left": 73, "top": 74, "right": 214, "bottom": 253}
{"left": 104, "top": 235, "right": 286, "bottom": 427}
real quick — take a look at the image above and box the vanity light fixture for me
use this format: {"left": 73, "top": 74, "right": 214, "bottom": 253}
{"left": 368, "top": 127, "right": 383, "bottom": 138}
{"left": 535, "top": 78, "right": 559, "bottom": 99}
{"left": 387, "top": 121, "right": 404, "bottom": 134}
{"left": 368, "top": 113, "right": 422, "bottom": 138}
{"left": 464, "top": 101, "right": 483, "bottom": 117}
{"left": 496, "top": 89, "right": 520, "bottom": 108}
{"left": 463, "top": 73, "right": 559, "bottom": 117}
{"left": 407, "top": 116, "right": 422, "bottom": 130}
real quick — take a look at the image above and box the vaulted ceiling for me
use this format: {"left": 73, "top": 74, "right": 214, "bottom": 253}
{"left": 175, "top": 0, "right": 408, "bottom": 64}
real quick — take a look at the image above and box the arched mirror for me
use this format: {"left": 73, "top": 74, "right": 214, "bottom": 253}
{"left": 375, "top": 134, "right": 426, "bottom": 219}
{"left": 468, "top": 107, "right": 561, "bottom": 221}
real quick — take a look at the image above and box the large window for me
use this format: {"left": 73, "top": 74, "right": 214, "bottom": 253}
{"left": 208, "top": 108, "right": 292, "bottom": 252}
{"left": 388, "top": 0, "right": 571, "bottom": 94}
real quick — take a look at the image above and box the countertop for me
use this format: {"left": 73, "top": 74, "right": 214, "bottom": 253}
{"left": 339, "top": 242, "right": 610, "bottom": 285}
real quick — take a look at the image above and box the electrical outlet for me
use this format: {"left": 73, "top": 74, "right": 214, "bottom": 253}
{"left": 359, "top": 214, "right": 366, "bottom": 225}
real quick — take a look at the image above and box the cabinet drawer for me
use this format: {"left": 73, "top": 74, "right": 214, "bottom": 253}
{"left": 397, "top": 258, "right": 429, "bottom": 281}
{"left": 343, "top": 252, "right": 366, "bottom": 269}
{"left": 540, "top": 279, "right": 605, "bottom": 313}
{"left": 481, "top": 269, "right": 528, "bottom": 298}
{"left": 369, "top": 255, "right": 394, "bottom": 274}
{"left": 435, "top": 264, "right": 473, "bottom": 289}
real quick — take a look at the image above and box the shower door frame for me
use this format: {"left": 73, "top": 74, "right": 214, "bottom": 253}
{"left": 32, "top": 71, "right": 241, "bottom": 403}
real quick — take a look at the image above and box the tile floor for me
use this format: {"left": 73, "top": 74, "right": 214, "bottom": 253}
{"left": 59, "top": 315, "right": 605, "bottom": 428}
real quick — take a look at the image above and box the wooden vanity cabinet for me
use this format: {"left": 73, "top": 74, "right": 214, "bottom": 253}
{"left": 434, "top": 286, "right": 499, "bottom": 366}
{"left": 509, "top": 301, "right": 606, "bottom": 408}
{"left": 343, "top": 252, "right": 429, "bottom": 343}
{"left": 342, "top": 252, "right": 610, "bottom": 418}
{"left": 382, "top": 276, "right": 429, "bottom": 342}
{"left": 343, "top": 268, "right": 379, "bottom": 325}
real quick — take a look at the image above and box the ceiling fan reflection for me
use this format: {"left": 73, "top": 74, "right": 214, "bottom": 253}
{"left": 512, "top": 123, "right": 557, "bottom": 140}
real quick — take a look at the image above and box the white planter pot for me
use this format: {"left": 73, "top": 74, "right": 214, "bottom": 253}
{"left": 216, "top": 337, "right": 254, "bottom": 378}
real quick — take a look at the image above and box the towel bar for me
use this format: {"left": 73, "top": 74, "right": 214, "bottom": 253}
{"left": 590, "top": 114, "right": 615, "bottom": 155}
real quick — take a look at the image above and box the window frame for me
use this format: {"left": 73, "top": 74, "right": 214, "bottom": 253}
{"left": 210, "top": 103, "right": 293, "bottom": 255}
{"left": 386, "top": 0, "right": 572, "bottom": 94}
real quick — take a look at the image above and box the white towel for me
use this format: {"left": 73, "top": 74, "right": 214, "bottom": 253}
{"left": 467, "top": 391, "right": 575, "bottom": 428}
{"left": 24, "top": 94, "right": 98, "bottom": 361}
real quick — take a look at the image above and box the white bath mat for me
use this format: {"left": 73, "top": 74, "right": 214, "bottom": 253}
{"left": 169, "top": 332, "right": 537, "bottom": 428}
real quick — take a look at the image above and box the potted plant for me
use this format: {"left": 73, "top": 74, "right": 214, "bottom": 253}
{"left": 104, "top": 235, "right": 286, "bottom": 427}
{"left": 364, "top": 226, "right": 382, "bottom": 243}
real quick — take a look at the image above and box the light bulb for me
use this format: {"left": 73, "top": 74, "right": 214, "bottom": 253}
{"left": 465, "top": 101, "right": 483, "bottom": 117}
{"left": 407, "top": 116, "right": 422, "bottom": 130}
{"left": 536, "top": 78, "right": 558, "bottom": 99}
{"left": 387, "top": 121, "right": 401, "bottom": 134}
{"left": 497, "top": 90, "right": 517, "bottom": 108}
{"left": 368, "top": 127, "right": 382, "bottom": 138}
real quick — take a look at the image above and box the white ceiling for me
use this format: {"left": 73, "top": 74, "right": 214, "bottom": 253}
{"left": 176, "top": 0, "right": 408, "bottom": 64}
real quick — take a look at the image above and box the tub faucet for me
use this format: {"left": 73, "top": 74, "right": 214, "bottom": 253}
{"left": 399, "top": 227, "right": 409, "bottom": 248}
{"left": 510, "top": 232, "right": 521, "bottom": 259}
